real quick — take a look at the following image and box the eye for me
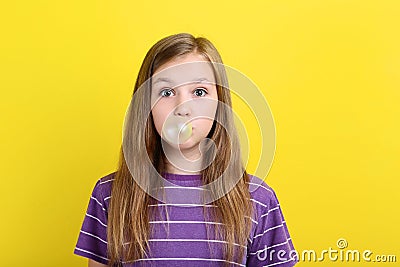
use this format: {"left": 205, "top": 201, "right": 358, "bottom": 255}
{"left": 160, "top": 88, "right": 175, "bottom": 97}
{"left": 194, "top": 87, "right": 208, "bottom": 97}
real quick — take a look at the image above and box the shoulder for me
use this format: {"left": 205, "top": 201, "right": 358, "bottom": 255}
{"left": 90, "top": 171, "right": 116, "bottom": 211}
{"left": 96, "top": 172, "right": 116, "bottom": 192}
{"left": 74, "top": 173, "right": 116, "bottom": 264}
{"left": 246, "top": 174, "right": 282, "bottom": 217}
{"left": 245, "top": 174, "right": 281, "bottom": 225}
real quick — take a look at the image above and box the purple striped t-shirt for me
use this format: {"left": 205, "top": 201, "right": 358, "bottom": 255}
{"left": 74, "top": 172, "right": 298, "bottom": 266}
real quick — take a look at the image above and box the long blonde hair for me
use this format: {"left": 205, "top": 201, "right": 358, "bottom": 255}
{"left": 108, "top": 33, "right": 253, "bottom": 266}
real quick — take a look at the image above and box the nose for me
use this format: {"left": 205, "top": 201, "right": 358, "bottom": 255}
{"left": 174, "top": 92, "right": 192, "bottom": 117}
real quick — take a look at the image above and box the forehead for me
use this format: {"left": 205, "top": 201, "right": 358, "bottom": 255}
{"left": 152, "top": 55, "right": 216, "bottom": 87}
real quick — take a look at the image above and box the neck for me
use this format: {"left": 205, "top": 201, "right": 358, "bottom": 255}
{"left": 162, "top": 142, "right": 204, "bottom": 175}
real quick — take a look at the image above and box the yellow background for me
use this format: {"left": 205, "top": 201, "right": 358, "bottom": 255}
{"left": 1, "top": 0, "right": 399, "bottom": 266}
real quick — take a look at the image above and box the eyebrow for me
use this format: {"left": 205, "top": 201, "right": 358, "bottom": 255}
{"left": 152, "top": 77, "right": 213, "bottom": 85}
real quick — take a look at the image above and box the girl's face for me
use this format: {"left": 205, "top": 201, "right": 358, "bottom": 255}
{"left": 151, "top": 53, "right": 218, "bottom": 151}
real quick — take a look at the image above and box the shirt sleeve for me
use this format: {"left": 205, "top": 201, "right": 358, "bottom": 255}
{"left": 246, "top": 187, "right": 298, "bottom": 267}
{"left": 74, "top": 179, "right": 109, "bottom": 265}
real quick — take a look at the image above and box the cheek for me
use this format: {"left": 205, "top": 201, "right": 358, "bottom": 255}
{"left": 195, "top": 118, "right": 215, "bottom": 136}
{"left": 151, "top": 107, "right": 168, "bottom": 135}
{"left": 194, "top": 96, "right": 218, "bottom": 136}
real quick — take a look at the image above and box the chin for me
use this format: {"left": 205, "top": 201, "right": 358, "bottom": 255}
{"left": 178, "top": 140, "right": 196, "bottom": 149}
{"left": 178, "top": 138, "right": 202, "bottom": 150}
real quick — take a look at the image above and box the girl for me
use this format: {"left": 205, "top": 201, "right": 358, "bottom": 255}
{"left": 74, "top": 33, "right": 298, "bottom": 267}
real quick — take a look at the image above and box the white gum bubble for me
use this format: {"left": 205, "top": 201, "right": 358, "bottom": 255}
{"left": 162, "top": 117, "right": 193, "bottom": 144}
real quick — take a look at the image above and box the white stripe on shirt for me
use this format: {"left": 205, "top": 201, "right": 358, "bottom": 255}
{"left": 99, "top": 179, "right": 114, "bottom": 184}
{"left": 248, "top": 238, "right": 292, "bottom": 255}
{"left": 127, "top": 257, "right": 246, "bottom": 267}
{"left": 75, "top": 247, "right": 109, "bottom": 261}
{"left": 148, "top": 238, "right": 247, "bottom": 248}
{"left": 247, "top": 182, "right": 273, "bottom": 194}
{"left": 85, "top": 213, "right": 107, "bottom": 227}
{"left": 260, "top": 206, "right": 280, "bottom": 218}
{"left": 149, "top": 220, "right": 223, "bottom": 225}
{"left": 148, "top": 203, "right": 218, "bottom": 207}
{"left": 80, "top": 230, "right": 107, "bottom": 244}
{"left": 253, "top": 223, "right": 285, "bottom": 240}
